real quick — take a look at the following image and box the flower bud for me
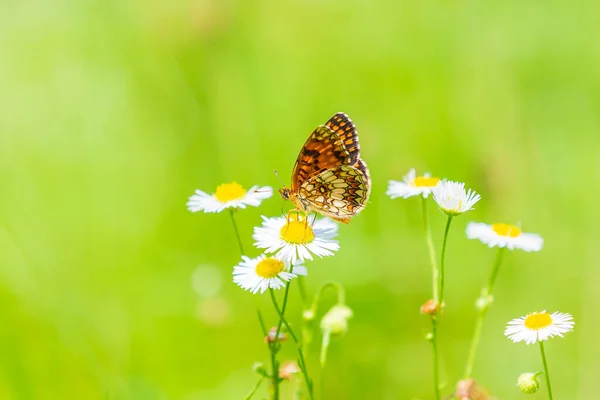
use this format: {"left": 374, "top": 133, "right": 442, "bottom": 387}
{"left": 303, "top": 309, "right": 315, "bottom": 321}
{"left": 475, "top": 294, "right": 493, "bottom": 311}
{"left": 264, "top": 327, "right": 287, "bottom": 343}
{"left": 455, "top": 379, "right": 492, "bottom": 400}
{"left": 517, "top": 372, "right": 541, "bottom": 394}
{"left": 279, "top": 360, "right": 300, "bottom": 380}
{"left": 320, "top": 304, "right": 353, "bottom": 336}
{"left": 252, "top": 362, "right": 268, "bottom": 378}
{"left": 420, "top": 299, "right": 439, "bottom": 315}
{"left": 420, "top": 299, "right": 446, "bottom": 315}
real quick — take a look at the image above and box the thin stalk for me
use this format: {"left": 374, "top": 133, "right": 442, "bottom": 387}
{"left": 270, "top": 336, "right": 279, "bottom": 400}
{"left": 486, "top": 247, "right": 505, "bottom": 295}
{"left": 438, "top": 215, "right": 453, "bottom": 307}
{"left": 421, "top": 197, "right": 441, "bottom": 400}
{"left": 299, "top": 276, "right": 311, "bottom": 359}
{"left": 269, "top": 287, "right": 314, "bottom": 400}
{"left": 257, "top": 309, "right": 268, "bottom": 337}
{"left": 320, "top": 330, "right": 331, "bottom": 366}
{"left": 244, "top": 378, "right": 264, "bottom": 400}
{"left": 464, "top": 314, "right": 484, "bottom": 379}
{"left": 268, "top": 284, "right": 293, "bottom": 400}
{"left": 298, "top": 276, "right": 308, "bottom": 307}
{"left": 421, "top": 197, "right": 439, "bottom": 301}
{"left": 539, "top": 341, "right": 554, "bottom": 400}
{"left": 310, "top": 282, "right": 346, "bottom": 312}
{"left": 229, "top": 209, "right": 245, "bottom": 255}
{"left": 431, "top": 214, "right": 452, "bottom": 400}
{"left": 303, "top": 282, "right": 345, "bottom": 353}
{"left": 464, "top": 248, "right": 505, "bottom": 378}
{"left": 431, "top": 317, "right": 440, "bottom": 400}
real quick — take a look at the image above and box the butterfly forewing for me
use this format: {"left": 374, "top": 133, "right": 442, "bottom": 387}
{"left": 290, "top": 125, "right": 350, "bottom": 192}
{"left": 299, "top": 165, "right": 369, "bottom": 223}
{"left": 325, "top": 112, "right": 360, "bottom": 165}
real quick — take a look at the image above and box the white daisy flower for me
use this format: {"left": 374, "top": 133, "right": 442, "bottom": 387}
{"left": 253, "top": 214, "right": 339, "bottom": 263}
{"left": 466, "top": 222, "right": 543, "bottom": 252}
{"left": 504, "top": 311, "right": 574, "bottom": 345}
{"left": 233, "top": 254, "right": 307, "bottom": 294}
{"left": 187, "top": 182, "right": 272, "bottom": 213}
{"left": 387, "top": 168, "right": 441, "bottom": 199}
{"left": 432, "top": 180, "right": 481, "bottom": 216}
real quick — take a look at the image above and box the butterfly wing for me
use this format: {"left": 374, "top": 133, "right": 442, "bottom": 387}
{"left": 298, "top": 165, "right": 370, "bottom": 224}
{"left": 353, "top": 158, "right": 371, "bottom": 203}
{"left": 290, "top": 125, "right": 351, "bottom": 192}
{"left": 325, "top": 112, "right": 360, "bottom": 165}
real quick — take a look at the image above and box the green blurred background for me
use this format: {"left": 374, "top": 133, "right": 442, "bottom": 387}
{"left": 1, "top": 0, "right": 598, "bottom": 398}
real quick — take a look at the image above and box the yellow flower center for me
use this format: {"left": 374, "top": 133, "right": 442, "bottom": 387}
{"left": 524, "top": 312, "right": 552, "bottom": 330}
{"left": 255, "top": 258, "right": 285, "bottom": 278}
{"left": 413, "top": 176, "right": 440, "bottom": 187}
{"left": 280, "top": 215, "right": 315, "bottom": 244}
{"left": 214, "top": 182, "right": 247, "bottom": 202}
{"left": 492, "top": 223, "right": 521, "bottom": 237}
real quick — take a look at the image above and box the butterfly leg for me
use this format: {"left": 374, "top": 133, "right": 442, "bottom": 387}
{"left": 310, "top": 212, "right": 318, "bottom": 227}
{"left": 302, "top": 210, "right": 315, "bottom": 240}
{"left": 283, "top": 209, "right": 300, "bottom": 235}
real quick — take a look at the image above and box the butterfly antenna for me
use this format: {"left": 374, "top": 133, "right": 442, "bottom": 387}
{"left": 273, "top": 169, "right": 286, "bottom": 187}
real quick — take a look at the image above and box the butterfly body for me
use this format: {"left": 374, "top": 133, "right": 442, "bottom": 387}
{"left": 279, "top": 113, "right": 371, "bottom": 224}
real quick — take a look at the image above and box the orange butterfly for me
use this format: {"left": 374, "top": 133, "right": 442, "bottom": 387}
{"left": 279, "top": 112, "right": 371, "bottom": 224}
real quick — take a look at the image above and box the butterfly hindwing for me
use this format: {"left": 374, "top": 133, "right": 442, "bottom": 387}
{"left": 298, "top": 165, "right": 369, "bottom": 224}
{"left": 353, "top": 158, "right": 371, "bottom": 201}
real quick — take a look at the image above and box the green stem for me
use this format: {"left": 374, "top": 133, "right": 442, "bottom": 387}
{"left": 299, "top": 276, "right": 311, "bottom": 358}
{"left": 486, "top": 247, "right": 505, "bottom": 296}
{"left": 320, "top": 330, "right": 331, "bottom": 366}
{"left": 269, "top": 286, "right": 314, "bottom": 400}
{"left": 297, "top": 276, "right": 316, "bottom": 399}
{"left": 230, "top": 211, "right": 272, "bottom": 396}
{"left": 422, "top": 197, "right": 441, "bottom": 400}
{"left": 310, "top": 282, "right": 346, "bottom": 313}
{"left": 244, "top": 378, "right": 264, "bottom": 400}
{"left": 421, "top": 197, "right": 439, "bottom": 301}
{"left": 303, "top": 282, "right": 346, "bottom": 352}
{"left": 431, "top": 317, "right": 441, "bottom": 400}
{"left": 270, "top": 338, "right": 279, "bottom": 400}
{"left": 431, "top": 214, "right": 452, "bottom": 400}
{"left": 257, "top": 310, "right": 268, "bottom": 337}
{"left": 464, "top": 248, "right": 505, "bottom": 379}
{"left": 229, "top": 209, "right": 245, "bottom": 255}
{"left": 438, "top": 216, "right": 453, "bottom": 309}
{"left": 464, "top": 313, "right": 484, "bottom": 380}
{"left": 539, "top": 341, "right": 554, "bottom": 400}
{"left": 298, "top": 276, "right": 309, "bottom": 307}
{"left": 268, "top": 285, "right": 291, "bottom": 400}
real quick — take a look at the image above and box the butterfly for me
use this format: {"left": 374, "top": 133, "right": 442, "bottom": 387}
{"left": 279, "top": 112, "right": 371, "bottom": 224}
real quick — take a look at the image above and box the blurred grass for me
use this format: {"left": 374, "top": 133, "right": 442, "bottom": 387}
{"left": 1, "top": 0, "right": 599, "bottom": 398}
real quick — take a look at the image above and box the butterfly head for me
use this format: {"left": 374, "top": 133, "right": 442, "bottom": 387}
{"left": 278, "top": 187, "right": 291, "bottom": 200}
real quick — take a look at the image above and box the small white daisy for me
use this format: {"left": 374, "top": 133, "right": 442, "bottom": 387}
{"left": 432, "top": 180, "right": 481, "bottom": 216}
{"left": 187, "top": 182, "right": 273, "bottom": 213}
{"left": 253, "top": 214, "right": 339, "bottom": 263}
{"left": 387, "top": 168, "right": 441, "bottom": 199}
{"left": 466, "top": 222, "right": 543, "bottom": 252}
{"left": 233, "top": 254, "right": 307, "bottom": 294}
{"left": 504, "top": 311, "right": 574, "bottom": 345}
